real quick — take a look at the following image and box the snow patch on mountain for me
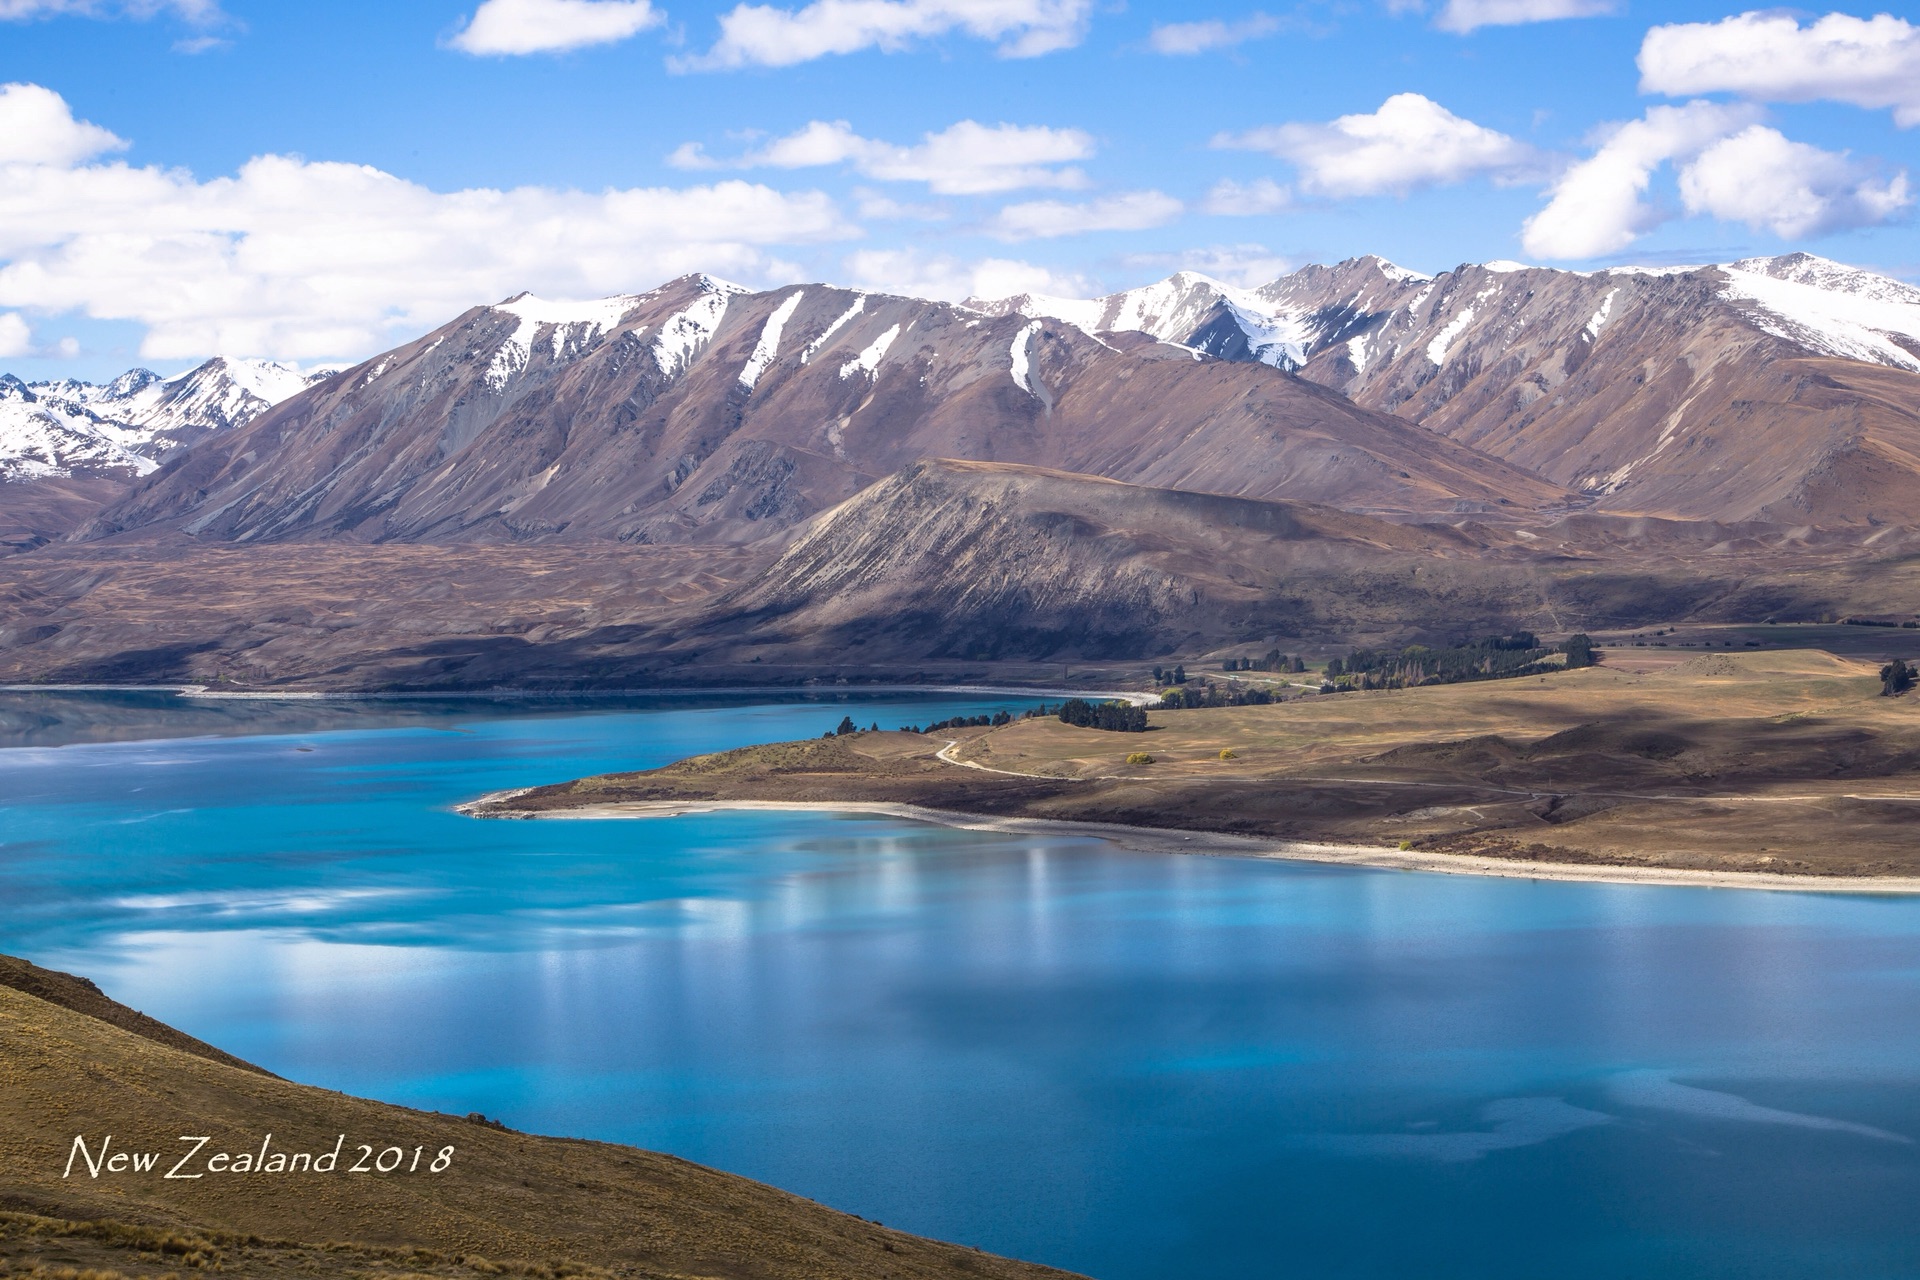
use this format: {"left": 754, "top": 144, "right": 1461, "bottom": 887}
{"left": 1718, "top": 256, "right": 1920, "bottom": 372}
{"left": 652, "top": 280, "right": 743, "bottom": 380}
{"left": 740, "top": 290, "right": 804, "bottom": 391}
{"left": 1009, "top": 320, "right": 1042, "bottom": 394}
{"left": 1584, "top": 289, "right": 1618, "bottom": 341}
{"left": 1369, "top": 257, "right": 1434, "bottom": 285}
{"left": 839, "top": 324, "right": 901, "bottom": 381}
{"left": 1426, "top": 308, "right": 1476, "bottom": 365}
{"left": 802, "top": 296, "right": 865, "bottom": 364}
{"left": 484, "top": 293, "right": 643, "bottom": 390}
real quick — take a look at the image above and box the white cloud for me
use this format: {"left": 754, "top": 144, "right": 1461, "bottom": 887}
{"left": 0, "top": 312, "right": 30, "bottom": 359}
{"left": 1640, "top": 12, "right": 1920, "bottom": 128}
{"left": 1124, "top": 244, "right": 1294, "bottom": 288}
{"left": 670, "top": 119, "right": 1093, "bottom": 194}
{"left": 0, "top": 85, "right": 856, "bottom": 362}
{"left": 1678, "top": 125, "right": 1911, "bottom": 238}
{"left": 449, "top": 0, "right": 663, "bottom": 55}
{"left": 0, "top": 83, "right": 127, "bottom": 166}
{"left": 1149, "top": 12, "right": 1280, "bottom": 54}
{"left": 683, "top": 0, "right": 1092, "bottom": 69}
{"left": 989, "top": 190, "right": 1184, "bottom": 240}
{"left": 842, "top": 248, "right": 1094, "bottom": 301}
{"left": 0, "top": 0, "right": 222, "bottom": 19}
{"left": 1203, "top": 177, "right": 1292, "bottom": 215}
{"left": 1214, "top": 93, "right": 1542, "bottom": 197}
{"left": 1520, "top": 101, "right": 1760, "bottom": 259}
{"left": 1433, "top": 0, "right": 1614, "bottom": 35}
{"left": 853, "top": 189, "right": 946, "bottom": 219}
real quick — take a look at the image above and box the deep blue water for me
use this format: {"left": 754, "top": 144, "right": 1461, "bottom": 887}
{"left": 6, "top": 692, "right": 1920, "bottom": 1279}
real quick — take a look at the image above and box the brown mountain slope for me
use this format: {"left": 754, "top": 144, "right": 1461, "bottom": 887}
{"left": 678, "top": 459, "right": 1913, "bottom": 665}
{"left": 1282, "top": 265, "right": 1920, "bottom": 526}
{"left": 0, "top": 959, "right": 1083, "bottom": 1280}
{"left": 81, "top": 276, "right": 1566, "bottom": 549}
{"left": 6, "top": 462, "right": 1920, "bottom": 687}
{"left": 983, "top": 253, "right": 1920, "bottom": 526}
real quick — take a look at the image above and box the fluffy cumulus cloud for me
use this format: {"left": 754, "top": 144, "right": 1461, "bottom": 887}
{"left": 682, "top": 0, "right": 1092, "bottom": 69}
{"left": 449, "top": 0, "right": 664, "bottom": 55}
{"left": 1214, "top": 93, "right": 1542, "bottom": 197}
{"left": 1639, "top": 11, "right": 1920, "bottom": 127}
{"left": 670, "top": 119, "right": 1093, "bottom": 194}
{"left": 1148, "top": 12, "right": 1281, "bottom": 54}
{"left": 0, "top": 312, "right": 30, "bottom": 359}
{"left": 0, "top": 0, "right": 221, "bottom": 19}
{"left": 0, "top": 83, "right": 127, "bottom": 166}
{"left": 0, "top": 84, "right": 855, "bottom": 361}
{"left": 1203, "top": 177, "right": 1293, "bottom": 215}
{"left": 1520, "top": 101, "right": 1760, "bottom": 258}
{"left": 1678, "top": 126, "right": 1911, "bottom": 238}
{"left": 1432, "top": 0, "right": 1614, "bottom": 34}
{"left": 842, "top": 248, "right": 1094, "bottom": 301}
{"left": 989, "top": 190, "right": 1184, "bottom": 240}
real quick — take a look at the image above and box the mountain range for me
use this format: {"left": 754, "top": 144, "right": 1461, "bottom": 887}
{"left": 0, "top": 357, "right": 334, "bottom": 551}
{"left": 2, "top": 253, "right": 1919, "bottom": 687}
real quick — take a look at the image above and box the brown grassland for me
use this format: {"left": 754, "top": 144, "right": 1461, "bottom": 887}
{"left": 484, "top": 650, "right": 1920, "bottom": 879}
{"left": 0, "top": 957, "right": 1083, "bottom": 1280}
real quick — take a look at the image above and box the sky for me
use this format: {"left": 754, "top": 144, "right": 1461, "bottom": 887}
{"left": 1, "top": 0, "right": 1917, "bottom": 381}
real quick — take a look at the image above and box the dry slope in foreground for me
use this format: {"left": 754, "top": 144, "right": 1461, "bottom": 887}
{"left": 0, "top": 955, "right": 1084, "bottom": 1280}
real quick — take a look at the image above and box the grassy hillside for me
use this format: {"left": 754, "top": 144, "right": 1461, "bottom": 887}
{"left": 0, "top": 956, "right": 1083, "bottom": 1280}
{"left": 489, "top": 650, "right": 1920, "bottom": 877}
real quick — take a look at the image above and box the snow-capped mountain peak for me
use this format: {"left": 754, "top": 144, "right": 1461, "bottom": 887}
{"left": 2, "top": 355, "right": 336, "bottom": 480}
{"left": 1718, "top": 254, "right": 1920, "bottom": 371}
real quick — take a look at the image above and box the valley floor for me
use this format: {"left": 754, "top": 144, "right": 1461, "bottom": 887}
{"left": 471, "top": 650, "right": 1920, "bottom": 883}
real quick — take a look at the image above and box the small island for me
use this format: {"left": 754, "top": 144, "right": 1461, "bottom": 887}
{"left": 468, "top": 648, "right": 1920, "bottom": 889}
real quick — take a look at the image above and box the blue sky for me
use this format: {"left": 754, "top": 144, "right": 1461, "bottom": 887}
{"left": 1, "top": 0, "right": 1917, "bottom": 380}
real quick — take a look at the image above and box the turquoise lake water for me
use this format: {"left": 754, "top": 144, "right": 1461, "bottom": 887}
{"left": 6, "top": 691, "right": 1920, "bottom": 1279}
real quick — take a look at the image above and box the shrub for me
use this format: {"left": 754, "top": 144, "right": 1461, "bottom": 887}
{"left": 1218, "top": 748, "right": 1237, "bottom": 760}
{"left": 1125, "top": 752, "right": 1154, "bottom": 765}
{"left": 1881, "top": 658, "right": 1916, "bottom": 697}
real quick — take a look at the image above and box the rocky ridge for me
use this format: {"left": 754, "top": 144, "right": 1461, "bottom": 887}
{"left": 81, "top": 273, "right": 1564, "bottom": 547}
{"left": 980, "top": 253, "right": 1920, "bottom": 524}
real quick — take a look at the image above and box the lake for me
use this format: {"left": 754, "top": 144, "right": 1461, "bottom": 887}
{"left": 5, "top": 690, "right": 1920, "bottom": 1279}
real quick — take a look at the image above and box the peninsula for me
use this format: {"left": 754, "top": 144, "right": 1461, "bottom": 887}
{"left": 469, "top": 649, "right": 1920, "bottom": 885}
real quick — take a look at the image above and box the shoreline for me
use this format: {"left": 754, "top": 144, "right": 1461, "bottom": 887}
{"left": 0, "top": 682, "right": 1155, "bottom": 704}
{"left": 459, "top": 793, "right": 1920, "bottom": 895}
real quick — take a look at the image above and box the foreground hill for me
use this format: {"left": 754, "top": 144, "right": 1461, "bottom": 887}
{"left": 979, "top": 254, "right": 1920, "bottom": 526}
{"left": 0, "top": 953, "right": 1082, "bottom": 1280}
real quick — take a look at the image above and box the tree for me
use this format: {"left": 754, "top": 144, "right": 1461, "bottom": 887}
{"left": 1882, "top": 658, "right": 1915, "bottom": 697}
{"left": 1173, "top": 664, "right": 1187, "bottom": 684}
{"left": 1564, "top": 634, "right": 1595, "bottom": 669}
{"left": 1058, "top": 698, "right": 1148, "bottom": 732}
{"left": 835, "top": 716, "right": 858, "bottom": 735}
{"left": 1326, "top": 657, "right": 1344, "bottom": 678}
